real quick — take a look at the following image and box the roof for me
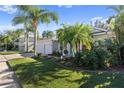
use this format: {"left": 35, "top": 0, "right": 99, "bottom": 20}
{"left": 91, "top": 27, "right": 111, "bottom": 34}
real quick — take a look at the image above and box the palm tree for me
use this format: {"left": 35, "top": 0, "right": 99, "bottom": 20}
{"left": 56, "top": 23, "right": 93, "bottom": 56}
{"left": 108, "top": 5, "right": 124, "bottom": 14}
{"left": 2, "top": 32, "right": 13, "bottom": 51}
{"left": 108, "top": 6, "right": 124, "bottom": 43}
{"left": 108, "top": 5, "right": 124, "bottom": 63}
{"left": 12, "top": 13, "right": 33, "bottom": 52}
{"left": 71, "top": 23, "right": 93, "bottom": 54}
{"left": 12, "top": 5, "right": 58, "bottom": 56}
{"left": 56, "top": 28, "right": 65, "bottom": 55}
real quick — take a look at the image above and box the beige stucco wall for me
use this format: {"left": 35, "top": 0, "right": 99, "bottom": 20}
{"left": 93, "top": 31, "right": 115, "bottom": 41}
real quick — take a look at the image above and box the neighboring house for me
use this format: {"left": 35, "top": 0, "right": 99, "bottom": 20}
{"left": 15, "top": 32, "right": 34, "bottom": 52}
{"left": 92, "top": 27, "right": 115, "bottom": 40}
{"left": 37, "top": 38, "right": 58, "bottom": 54}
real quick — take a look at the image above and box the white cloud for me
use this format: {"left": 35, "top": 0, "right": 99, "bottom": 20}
{"left": 90, "top": 16, "right": 109, "bottom": 23}
{"left": 90, "top": 16, "right": 103, "bottom": 21}
{"left": 0, "top": 5, "right": 17, "bottom": 14}
{"left": 90, "top": 16, "right": 109, "bottom": 26}
{"left": 0, "top": 24, "right": 24, "bottom": 32}
{"left": 58, "top": 5, "right": 73, "bottom": 8}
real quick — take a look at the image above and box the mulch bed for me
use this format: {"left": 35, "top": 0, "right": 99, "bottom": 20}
{"left": 109, "top": 65, "right": 124, "bottom": 72}
{"left": 44, "top": 56, "right": 124, "bottom": 73}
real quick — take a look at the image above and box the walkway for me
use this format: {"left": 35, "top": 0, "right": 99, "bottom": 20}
{"left": 0, "top": 55, "right": 20, "bottom": 88}
{"left": 3, "top": 53, "right": 34, "bottom": 61}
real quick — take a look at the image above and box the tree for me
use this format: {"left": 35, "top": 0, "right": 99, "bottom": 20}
{"left": 71, "top": 23, "right": 93, "bottom": 54}
{"left": 12, "top": 5, "right": 58, "bottom": 56}
{"left": 107, "top": 5, "right": 124, "bottom": 63}
{"left": 56, "top": 23, "right": 93, "bottom": 56}
{"left": 12, "top": 11, "right": 33, "bottom": 52}
{"left": 42, "top": 30, "right": 54, "bottom": 38}
{"left": 108, "top": 5, "right": 124, "bottom": 14}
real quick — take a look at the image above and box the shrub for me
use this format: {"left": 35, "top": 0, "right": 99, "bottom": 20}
{"left": 29, "top": 50, "right": 34, "bottom": 53}
{"left": 74, "top": 48, "right": 109, "bottom": 70}
{"left": 64, "top": 49, "right": 68, "bottom": 55}
{"left": 84, "top": 50, "right": 99, "bottom": 70}
{"left": 37, "top": 53, "right": 42, "bottom": 57}
{"left": 52, "top": 51, "right": 61, "bottom": 56}
{"left": 74, "top": 51, "right": 88, "bottom": 67}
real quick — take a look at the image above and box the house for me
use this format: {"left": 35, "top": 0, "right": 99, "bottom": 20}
{"left": 15, "top": 32, "right": 34, "bottom": 52}
{"left": 16, "top": 27, "right": 115, "bottom": 55}
{"left": 92, "top": 27, "right": 115, "bottom": 40}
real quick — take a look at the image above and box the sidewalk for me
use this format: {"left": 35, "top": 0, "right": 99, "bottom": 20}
{"left": 0, "top": 55, "right": 20, "bottom": 88}
{"left": 3, "top": 53, "right": 34, "bottom": 61}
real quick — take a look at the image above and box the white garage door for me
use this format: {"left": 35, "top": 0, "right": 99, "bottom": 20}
{"left": 44, "top": 44, "right": 52, "bottom": 54}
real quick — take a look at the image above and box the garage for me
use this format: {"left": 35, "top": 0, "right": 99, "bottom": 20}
{"left": 37, "top": 38, "right": 58, "bottom": 55}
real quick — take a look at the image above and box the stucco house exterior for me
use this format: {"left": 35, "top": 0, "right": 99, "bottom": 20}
{"left": 15, "top": 32, "right": 34, "bottom": 52}
{"left": 92, "top": 27, "right": 115, "bottom": 40}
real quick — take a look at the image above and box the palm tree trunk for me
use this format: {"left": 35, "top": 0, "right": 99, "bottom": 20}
{"left": 78, "top": 41, "right": 80, "bottom": 52}
{"left": 34, "top": 28, "right": 37, "bottom": 56}
{"left": 26, "top": 31, "right": 29, "bottom": 52}
{"left": 5, "top": 40, "right": 7, "bottom": 51}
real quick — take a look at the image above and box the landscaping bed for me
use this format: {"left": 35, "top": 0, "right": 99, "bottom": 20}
{"left": 49, "top": 56, "right": 124, "bottom": 72}
{"left": 9, "top": 57, "right": 124, "bottom": 88}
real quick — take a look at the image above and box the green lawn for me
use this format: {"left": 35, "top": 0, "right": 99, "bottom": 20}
{"left": 0, "top": 51, "right": 20, "bottom": 55}
{"left": 9, "top": 57, "right": 124, "bottom": 88}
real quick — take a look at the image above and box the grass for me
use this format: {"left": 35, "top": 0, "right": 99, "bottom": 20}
{"left": 9, "top": 57, "right": 124, "bottom": 88}
{"left": 0, "top": 51, "right": 20, "bottom": 55}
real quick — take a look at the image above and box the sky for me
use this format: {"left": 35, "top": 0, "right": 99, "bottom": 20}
{"left": 0, "top": 5, "right": 116, "bottom": 36}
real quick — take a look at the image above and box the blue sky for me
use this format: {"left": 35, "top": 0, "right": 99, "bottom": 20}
{"left": 0, "top": 5, "right": 116, "bottom": 36}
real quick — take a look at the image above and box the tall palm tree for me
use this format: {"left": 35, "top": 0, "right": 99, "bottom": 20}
{"left": 12, "top": 13, "right": 33, "bottom": 52}
{"left": 108, "top": 5, "right": 124, "bottom": 63}
{"left": 108, "top": 5, "right": 124, "bottom": 43}
{"left": 12, "top": 5, "right": 58, "bottom": 56}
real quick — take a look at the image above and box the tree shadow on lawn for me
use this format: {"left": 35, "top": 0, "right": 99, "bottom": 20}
{"left": 11, "top": 58, "right": 124, "bottom": 88}
{"left": 12, "top": 58, "right": 73, "bottom": 87}
{"left": 69, "top": 71, "right": 124, "bottom": 88}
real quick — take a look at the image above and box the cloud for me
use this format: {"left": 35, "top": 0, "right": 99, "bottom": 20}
{"left": 90, "top": 16, "right": 103, "bottom": 21}
{"left": 0, "top": 24, "right": 24, "bottom": 32}
{"left": 0, "top": 5, "right": 17, "bottom": 14}
{"left": 90, "top": 16, "right": 109, "bottom": 23}
{"left": 58, "top": 5, "right": 73, "bottom": 8}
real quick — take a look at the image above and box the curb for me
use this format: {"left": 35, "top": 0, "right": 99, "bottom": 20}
{"left": 6, "top": 61, "right": 23, "bottom": 88}
{"left": 2, "top": 55, "right": 23, "bottom": 88}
